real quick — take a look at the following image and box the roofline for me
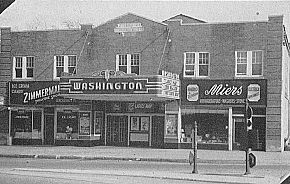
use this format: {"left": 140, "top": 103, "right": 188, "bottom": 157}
{"left": 166, "top": 18, "right": 268, "bottom": 26}
{"left": 164, "top": 14, "right": 206, "bottom": 23}
{"left": 95, "top": 12, "right": 168, "bottom": 28}
{"left": 11, "top": 28, "right": 80, "bottom": 33}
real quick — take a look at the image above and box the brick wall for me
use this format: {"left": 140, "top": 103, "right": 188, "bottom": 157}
{"left": 11, "top": 29, "right": 85, "bottom": 80}
{"left": 167, "top": 20, "right": 268, "bottom": 78}
{"left": 0, "top": 28, "right": 11, "bottom": 97}
{"left": 0, "top": 28, "right": 11, "bottom": 144}
{"left": 83, "top": 13, "right": 168, "bottom": 76}
{"left": 266, "top": 15, "right": 284, "bottom": 151}
{"left": 167, "top": 17, "right": 285, "bottom": 151}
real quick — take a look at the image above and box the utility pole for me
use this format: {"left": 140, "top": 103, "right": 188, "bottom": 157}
{"left": 192, "top": 121, "right": 198, "bottom": 174}
{"left": 244, "top": 98, "right": 252, "bottom": 175}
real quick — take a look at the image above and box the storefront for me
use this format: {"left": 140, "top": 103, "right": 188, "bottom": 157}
{"left": 7, "top": 81, "right": 84, "bottom": 145}
{"left": 181, "top": 79, "right": 267, "bottom": 151}
{"left": 58, "top": 70, "right": 180, "bottom": 148}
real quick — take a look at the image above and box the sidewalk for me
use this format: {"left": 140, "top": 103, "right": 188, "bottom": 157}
{"left": 0, "top": 145, "right": 288, "bottom": 183}
{"left": 0, "top": 145, "right": 290, "bottom": 165}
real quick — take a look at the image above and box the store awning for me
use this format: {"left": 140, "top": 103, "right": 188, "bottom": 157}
{"left": 59, "top": 70, "right": 180, "bottom": 102}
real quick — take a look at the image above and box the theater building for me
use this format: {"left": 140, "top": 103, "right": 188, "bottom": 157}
{"left": 1, "top": 13, "right": 181, "bottom": 148}
{"left": 0, "top": 13, "right": 290, "bottom": 151}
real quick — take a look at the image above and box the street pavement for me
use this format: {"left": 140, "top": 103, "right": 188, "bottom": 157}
{"left": 0, "top": 145, "right": 289, "bottom": 183}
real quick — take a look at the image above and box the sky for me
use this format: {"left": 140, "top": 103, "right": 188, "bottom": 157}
{"left": 0, "top": 0, "right": 290, "bottom": 33}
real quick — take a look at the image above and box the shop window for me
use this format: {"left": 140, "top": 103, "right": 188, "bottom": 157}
{"left": 13, "top": 56, "right": 35, "bottom": 79}
{"left": 54, "top": 55, "right": 77, "bottom": 79}
{"left": 11, "top": 110, "right": 42, "bottom": 139}
{"left": 56, "top": 111, "right": 78, "bottom": 139}
{"left": 130, "top": 116, "right": 149, "bottom": 132}
{"left": 235, "top": 50, "right": 263, "bottom": 77}
{"left": 165, "top": 114, "right": 177, "bottom": 136}
{"left": 116, "top": 53, "right": 140, "bottom": 75}
{"left": 184, "top": 52, "right": 210, "bottom": 77}
{"left": 181, "top": 114, "right": 228, "bottom": 144}
{"left": 79, "top": 112, "right": 91, "bottom": 136}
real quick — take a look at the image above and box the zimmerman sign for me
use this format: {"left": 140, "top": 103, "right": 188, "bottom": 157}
{"left": 9, "top": 81, "right": 76, "bottom": 105}
{"left": 182, "top": 79, "right": 266, "bottom": 105}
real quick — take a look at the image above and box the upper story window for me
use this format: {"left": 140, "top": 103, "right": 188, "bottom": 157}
{"left": 235, "top": 50, "right": 263, "bottom": 77}
{"left": 54, "top": 55, "right": 77, "bottom": 79}
{"left": 13, "top": 56, "right": 34, "bottom": 79}
{"left": 116, "top": 53, "right": 140, "bottom": 75}
{"left": 184, "top": 52, "right": 209, "bottom": 77}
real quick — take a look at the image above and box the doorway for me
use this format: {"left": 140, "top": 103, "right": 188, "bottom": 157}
{"left": 44, "top": 114, "right": 54, "bottom": 145}
{"left": 233, "top": 116, "right": 266, "bottom": 151}
{"left": 233, "top": 117, "right": 245, "bottom": 149}
{"left": 151, "top": 116, "right": 164, "bottom": 148}
{"left": 106, "top": 115, "right": 128, "bottom": 146}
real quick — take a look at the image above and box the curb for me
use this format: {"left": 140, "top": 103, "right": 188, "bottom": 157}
{"left": 13, "top": 168, "right": 280, "bottom": 184}
{"left": 0, "top": 154, "right": 245, "bottom": 164}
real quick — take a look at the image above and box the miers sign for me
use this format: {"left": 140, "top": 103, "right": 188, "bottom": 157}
{"left": 182, "top": 79, "right": 266, "bottom": 105}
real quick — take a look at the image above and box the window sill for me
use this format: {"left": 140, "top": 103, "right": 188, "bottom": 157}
{"left": 183, "top": 76, "right": 210, "bottom": 79}
{"left": 12, "top": 78, "right": 34, "bottom": 81}
{"left": 234, "top": 76, "right": 265, "bottom": 79}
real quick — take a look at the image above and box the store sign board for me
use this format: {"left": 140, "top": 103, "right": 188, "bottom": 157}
{"left": 106, "top": 101, "right": 165, "bottom": 113}
{"left": 61, "top": 72, "right": 180, "bottom": 100}
{"left": 61, "top": 77, "right": 161, "bottom": 94}
{"left": 182, "top": 79, "right": 267, "bottom": 105}
{"left": 114, "top": 23, "right": 144, "bottom": 33}
{"left": 9, "top": 81, "right": 77, "bottom": 105}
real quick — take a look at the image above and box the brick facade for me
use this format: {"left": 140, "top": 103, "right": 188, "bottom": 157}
{"left": 0, "top": 13, "right": 289, "bottom": 151}
{"left": 0, "top": 28, "right": 11, "bottom": 144}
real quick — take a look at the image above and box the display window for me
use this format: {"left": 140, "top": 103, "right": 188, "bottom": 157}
{"left": 181, "top": 113, "right": 228, "bottom": 144}
{"left": 79, "top": 112, "right": 91, "bottom": 136}
{"left": 11, "top": 109, "right": 42, "bottom": 139}
{"left": 56, "top": 111, "right": 78, "bottom": 139}
{"left": 165, "top": 114, "right": 178, "bottom": 136}
{"left": 130, "top": 116, "right": 149, "bottom": 132}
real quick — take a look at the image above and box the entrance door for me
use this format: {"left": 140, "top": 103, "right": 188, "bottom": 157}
{"left": 44, "top": 114, "right": 54, "bottom": 145}
{"left": 233, "top": 118, "right": 244, "bottom": 147}
{"left": 106, "top": 115, "right": 128, "bottom": 146}
{"left": 151, "top": 116, "right": 164, "bottom": 148}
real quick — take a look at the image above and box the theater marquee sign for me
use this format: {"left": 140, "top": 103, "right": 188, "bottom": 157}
{"left": 182, "top": 79, "right": 267, "bottom": 105}
{"left": 60, "top": 71, "right": 180, "bottom": 101}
